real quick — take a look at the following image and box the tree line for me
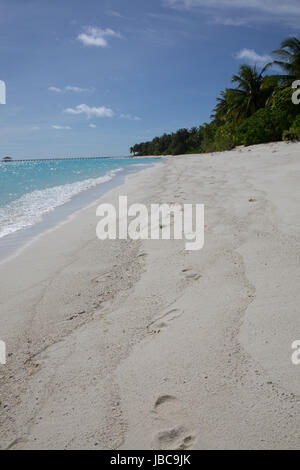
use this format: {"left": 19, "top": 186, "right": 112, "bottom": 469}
{"left": 130, "top": 37, "right": 300, "bottom": 156}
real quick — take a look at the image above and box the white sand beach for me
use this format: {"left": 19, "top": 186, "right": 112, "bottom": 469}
{"left": 0, "top": 141, "right": 300, "bottom": 450}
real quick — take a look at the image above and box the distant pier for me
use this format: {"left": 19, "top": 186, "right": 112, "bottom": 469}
{"left": 2, "top": 156, "right": 133, "bottom": 162}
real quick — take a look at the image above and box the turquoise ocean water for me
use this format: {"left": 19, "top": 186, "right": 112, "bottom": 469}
{"left": 0, "top": 158, "right": 157, "bottom": 241}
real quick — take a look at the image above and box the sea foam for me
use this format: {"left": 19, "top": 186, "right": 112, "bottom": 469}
{"left": 0, "top": 168, "right": 122, "bottom": 239}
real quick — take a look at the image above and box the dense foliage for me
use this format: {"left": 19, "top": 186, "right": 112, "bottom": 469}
{"left": 130, "top": 37, "right": 300, "bottom": 156}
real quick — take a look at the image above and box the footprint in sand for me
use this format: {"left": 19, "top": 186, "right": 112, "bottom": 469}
{"left": 6, "top": 437, "right": 27, "bottom": 450}
{"left": 153, "top": 395, "right": 195, "bottom": 450}
{"left": 156, "top": 426, "right": 195, "bottom": 450}
{"left": 154, "top": 394, "right": 176, "bottom": 409}
{"left": 174, "top": 191, "right": 185, "bottom": 199}
{"left": 147, "top": 309, "right": 182, "bottom": 335}
{"left": 182, "top": 268, "right": 202, "bottom": 281}
{"left": 91, "top": 271, "right": 113, "bottom": 285}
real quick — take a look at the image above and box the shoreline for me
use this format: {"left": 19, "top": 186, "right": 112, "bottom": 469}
{"left": 1, "top": 141, "right": 300, "bottom": 449}
{"left": 0, "top": 158, "right": 166, "bottom": 449}
{"left": 2, "top": 156, "right": 163, "bottom": 162}
{"left": 0, "top": 159, "right": 160, "bottom": 265}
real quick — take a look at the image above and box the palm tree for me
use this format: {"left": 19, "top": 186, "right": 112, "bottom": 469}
{"left": 211, "top": 89, "right": 237, "bottom": 123}
{"left": 272, "top": 37, "right": 300, "bottom": 85}
{"left": 226, "top": 64, "right": 276, "bottom": 124}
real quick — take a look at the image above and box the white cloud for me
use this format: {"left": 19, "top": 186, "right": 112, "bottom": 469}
{"left": 48, "top": 86, "right": 62, "bottom": 93}
{"left": 164, "top": 0, "right": 300, "bottom": 22}
{"left": 31, "top": 126, "right": 40, "bottom": 131}
{"left": 65, "top": 86, "right": 94, "bottom": 93}
{"left": 120, "top": 113, "right": 141, "bottom": 121}
{"left": 77, "top": 26, "right": 122, "bottom": 47}
{"left": 106, "top": 10, "right": 123, "bottom": 18}
{"left": 64, "top": 104, "right": 114, "bottom": 118}
{"left": 52, "top": 125, "right": 72, "bottom": 130}
{"left": 89, "top": 123, "right": 97, "bottom": 128}
{"left": 235, "top": 48, "right": 272, "bottom": 65}
{"left": 49, "top": 85, "right": 94, "bottom": 93}
{"left": 210, "top": 17, "right": 248, "bottom": 26}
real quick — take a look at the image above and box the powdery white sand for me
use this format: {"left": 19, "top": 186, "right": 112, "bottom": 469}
{"left": 0, "top": 141, "right": 300, "bottom": 450}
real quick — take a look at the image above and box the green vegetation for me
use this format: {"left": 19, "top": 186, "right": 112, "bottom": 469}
{"left": 130, "top": 37, "right": 300, "bottom": 156}
{"left": 283, "top": 115, "right": 300, "bottom": 141}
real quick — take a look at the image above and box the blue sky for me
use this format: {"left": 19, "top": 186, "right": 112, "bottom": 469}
{"left": 0, "top": 0, "right": 299, "bottom": 158}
